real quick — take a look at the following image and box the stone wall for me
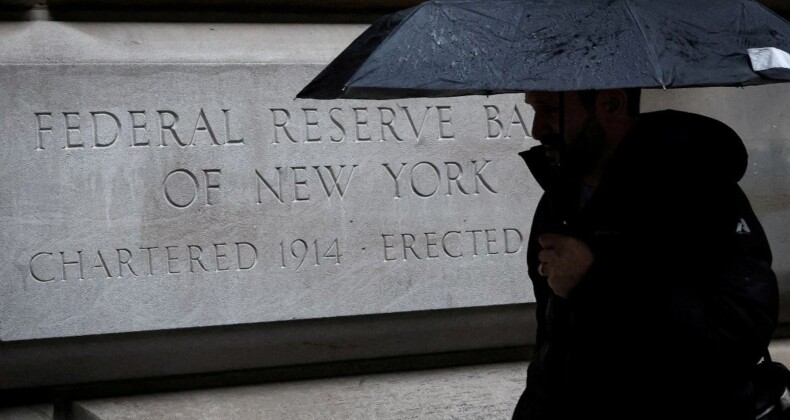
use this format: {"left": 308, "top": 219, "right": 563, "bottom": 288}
{"left": 0, "top": 21, "right": 537, "bottom": 393}
{"left": 1, "top": 0, "right": 790, "bottom": 407}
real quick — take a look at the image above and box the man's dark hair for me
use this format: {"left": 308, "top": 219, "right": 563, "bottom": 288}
{"left": 577, "top": 89, "right": 641, "bottom": 116}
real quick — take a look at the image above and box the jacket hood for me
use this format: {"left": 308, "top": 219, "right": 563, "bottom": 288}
{"left": 521, "top": 110, "right": 748, "bottom": 191}
{"left": 629, "top": 110, "right": 748, "bottom": 184}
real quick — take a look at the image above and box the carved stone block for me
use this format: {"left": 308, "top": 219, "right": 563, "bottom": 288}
{"left": 0, "top": 27, "right": 538, "bottom": 340}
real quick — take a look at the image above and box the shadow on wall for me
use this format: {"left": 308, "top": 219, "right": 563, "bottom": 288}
{"left": 1, "top": 0, "right": 789, "bottom": 23}
{"left": 0, "top": 0, "right": 422, "bottom": 23}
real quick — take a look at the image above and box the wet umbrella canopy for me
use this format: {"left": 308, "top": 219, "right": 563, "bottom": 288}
{"left": 298, "top": 0, "right": 790, "bottom": 99}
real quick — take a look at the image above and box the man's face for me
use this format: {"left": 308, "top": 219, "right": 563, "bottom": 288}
{"left": 525, "top": 91, "right": 608, "bottom": 178}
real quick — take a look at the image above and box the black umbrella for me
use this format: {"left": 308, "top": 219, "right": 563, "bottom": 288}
{"left": 298, "top": 0, "right": 790, "bottom": 100}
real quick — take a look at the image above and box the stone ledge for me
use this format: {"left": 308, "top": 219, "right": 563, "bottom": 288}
{"left": 0, "top": 21, "right": 368, "bottom": 64}
{"left": 0, "top": 0, "right": 38, "bottom": 8}
{"left": 47, "top": 0, "right": 424, "bottom": 11}
{"left": 0, "top": 405, "right": 53, "bottom": 420}
{"left": 70, "top": 361, "right": 527, "bottom": 420}
{"left": 0, "top": 305, "right": 533, "bottom": 391}
{"left": 2, "top": 1, "right": 788, "bottom": 15}
{"left": 3, "top": 2, "right": 787, "bottom": 19}
{"left": 5, "top": 0, "right": 425, "bottom": 12}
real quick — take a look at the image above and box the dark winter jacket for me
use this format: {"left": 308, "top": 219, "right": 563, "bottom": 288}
{"left": 513, "top": 110, "right": 778, "bottom": 420}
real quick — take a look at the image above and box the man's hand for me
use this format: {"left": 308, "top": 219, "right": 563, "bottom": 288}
{"left": 538, "top": 233, "right": 594, "bottom": 298}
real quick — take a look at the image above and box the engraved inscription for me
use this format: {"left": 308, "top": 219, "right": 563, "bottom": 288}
{"left": 255, "top": 165, "right": 358, "bottom": 204}
{"left": 483, "top": 104, "right": 531, "bottom": 140}
{"left": 33, "top": 108, "right": 246, "bottom": 150}
{"left": 382, "top": 160, "right": 498, "bottom": 199}
{"left": 268, "top": 106, "right": 456, "bottom": 144}
{"left": 279, "top": 238, "right": 342, "bottom": 270}
{"left": 163, "top": 168, "right": 223, "bottom": 208}
{"left": 381, "top": 228, "right": 524, "bottom": 262}
{"left": 29, "top": 242, "right": 260, "bottom": 281}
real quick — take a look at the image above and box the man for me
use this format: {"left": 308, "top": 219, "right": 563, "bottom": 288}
{"left": 513, "top": 89, "right": 779, "bottom": 420}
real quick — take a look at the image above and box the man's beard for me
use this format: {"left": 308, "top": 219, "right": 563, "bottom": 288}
{"left": 562, "top": 117, "right": 607, "bottom": 180}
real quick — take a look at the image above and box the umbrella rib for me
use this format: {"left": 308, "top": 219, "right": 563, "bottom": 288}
{"left": 622, "top": 0, "right": 666, "bottom": 88}
{"left": 345, "top": 2, "right": 428, "bottom": 88}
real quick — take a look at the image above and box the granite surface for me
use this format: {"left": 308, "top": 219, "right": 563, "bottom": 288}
{"left": 0, "top": 23, "right": 538, "bottom": 341}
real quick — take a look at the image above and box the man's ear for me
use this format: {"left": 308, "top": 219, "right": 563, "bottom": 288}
{"left": 596, "top": 89, "right": 628, "bottom": 116}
